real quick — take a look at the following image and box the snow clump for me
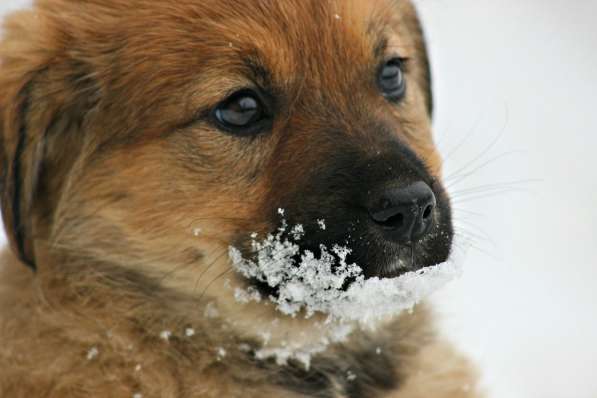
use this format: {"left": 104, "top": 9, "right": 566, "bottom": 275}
{"left": 229, "top": 216, "right": 462, "bottom": 326}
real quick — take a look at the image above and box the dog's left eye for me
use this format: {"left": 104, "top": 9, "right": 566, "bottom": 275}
{"left": 378, "top": 58, "right": 406, "bottom": 101}
{"left": 213, "top": 89, "right": 267, "bottom": 135}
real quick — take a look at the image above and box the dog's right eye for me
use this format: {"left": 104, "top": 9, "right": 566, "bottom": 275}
{"left": 213, "top": 90, "right": 268, "bottom": 135}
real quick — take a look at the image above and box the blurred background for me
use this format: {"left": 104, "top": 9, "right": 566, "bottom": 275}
{"left": 1, "top": 1, "right": 596, "bottom": 397}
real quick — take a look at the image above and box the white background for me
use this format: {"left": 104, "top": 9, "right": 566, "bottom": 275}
{"left": 1, "top": 1, "right": 596, "bottom": 397}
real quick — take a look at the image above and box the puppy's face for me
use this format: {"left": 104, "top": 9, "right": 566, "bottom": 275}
{"left": 1, "top": 0, "right": 451, "bottom": 300}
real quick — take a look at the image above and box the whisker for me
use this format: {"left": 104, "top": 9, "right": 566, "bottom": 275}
{"left": 453, "top": 219, "right": 493, "bottom": 243}
{"left": 157, "top": 245, "right": 223, "bottom": 283}
{"left": 449, "top": 179, "right": 539, "bottom": 194}
{"left": 453, "top": 225, "right": 492, "bottom": 247}
{"left": 441, "top": 110, "right": 485, "bottom": 163}
{"left": 443, "top": 103, "right": 510, "bottom": 183}
{"left": 454, "top": 231, "right": 500, "bottom": 261}
{"left": 450, "top": 187, "right": 530, "bottom": 203}
{"left": 445, "top": 151, "right": 532, "bottom": 188}
{"left": 198, "top": 267, "right": 235, "bottom": 303}
{"left": 193, "top": 250, "right": 230, "bottom": 293}
{"left": 444, "top": 131, "right": 504, "bottom": 182}
{"left": 451, "top": 208, "right": 485, "bottom": 219}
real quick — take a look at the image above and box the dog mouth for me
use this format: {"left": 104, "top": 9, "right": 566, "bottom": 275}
{"left": 245, "top": 242, "right": 427, "bottom": 301}
{"left": 228, "top": 214, "right": 459, "bottom": 324}
{"left": 228, "top": 206, "right": 456, "bottom": 321}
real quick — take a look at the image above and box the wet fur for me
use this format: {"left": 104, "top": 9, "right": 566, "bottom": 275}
{"left": 0, "top": 0, "right": 481, "bottom": 396}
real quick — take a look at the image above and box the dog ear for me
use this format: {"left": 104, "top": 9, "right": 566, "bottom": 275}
{"left": 0, "top": 10, "right": 95, "bottom": 269}
{"left": 0, "top": 82, "right": 35, "bottom": 269}
{"left": 0, "top": 45, "right": 48, "bottom": 270}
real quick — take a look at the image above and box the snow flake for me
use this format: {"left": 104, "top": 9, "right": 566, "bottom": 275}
{"left": 239, "top": 343, "right": 252, "bottom": 352}
{"left": 160, "top": 330, "right": 172, "bottom": 342}
{"left": 204, "top": 301, "right": 220, "bottom": 319}
{"left": 317, "top": 219, "right": 326, "bottom": 230}
{"left": 291, "top": 224, "right": 305, "bottom": 240}
{"left": 259, "top": 331, "right": 272, "bottom": 345}
{"left": 86, "top": 347, "right": 99, "bottom": 361}
{"left": 234, "top": 286, "right": 262, "bottom": 304}
{"left": 346, "top": 370, "right": 357, "bottom": 381}
{"left": 185, "top": 328, "right": 196, "bottom": 337}
{"left": 216, "top": 347, "right": 227, "bottom": 360}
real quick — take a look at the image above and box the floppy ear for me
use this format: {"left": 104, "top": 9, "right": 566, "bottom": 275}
{"left": 0, "top": 76, "right": 37, "bottom": 269}
{"left": 0, "top": 9, "right": 95, "bottom": 269}
{"left": 0, "top": 9, "right": 46, "bottom": 269}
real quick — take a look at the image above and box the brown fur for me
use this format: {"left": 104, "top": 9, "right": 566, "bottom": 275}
{"left": 0, "top": 0, "right": 481, "bottom": 396}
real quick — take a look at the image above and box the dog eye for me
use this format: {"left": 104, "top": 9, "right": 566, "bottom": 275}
{"left": 213, "top": 90, "right": 267, "bottom": 135}
{"left": 378, "top": 58, "right": 406, "bottom": 101}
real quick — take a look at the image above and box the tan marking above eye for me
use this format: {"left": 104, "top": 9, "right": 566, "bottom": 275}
{"left": 384, "top": 32, "right": 414, "bottom": 60}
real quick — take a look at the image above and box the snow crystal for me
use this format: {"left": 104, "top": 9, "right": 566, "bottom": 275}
{"left": 159, "top": 330, "right": 172, "bottom": 342}
{"left": 133, "top": 393, "right": 143, "bottom": 398}
{"left": 346, "top": 370, "right": 357, "bottom": 381}
{"left": 193, "top": 228, "right": 202, "bottom": 237}
{"left": 234, "top": 286, "right": 262, "bottom": 304}
{"left": 238, "top": 343, "right": 252, "bottom": 352}
{"left": 317, "top": 219, "right": 326, "bottom": 230}
{"left": 253, "top": 321, "right": 354, "bottom": 370}
{"left": 375, "top": 347, "right": 382, "bottom": 355}
{"left": 259, "top": 331, "right": 272, "bottom": 345}
{"left": 216, "top": 347, "right": 227, "bottom": 360}
{"left": 134, "top": 364, "right": 142, "bottom": 372}
{"left": 86, "top": 347, "right": 99, "bottom": 361}
{"left": 204, "top": 302, "right": 219, "bottom": 319}
{"left": 291, "top": 224, "right": 305, "bottom": 240}
{"left": 185, "top": 328, "right": 196, "bottom": 337}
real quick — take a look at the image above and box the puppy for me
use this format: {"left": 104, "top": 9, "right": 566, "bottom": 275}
{"left": 0, "top": 0, "right": 480, "bottom": 397}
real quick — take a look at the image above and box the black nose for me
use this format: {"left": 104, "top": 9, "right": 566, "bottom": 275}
{"left": 368, "top": 181, "right": 437, "bottom": 243}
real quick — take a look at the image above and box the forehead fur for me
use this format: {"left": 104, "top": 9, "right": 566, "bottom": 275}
{"left": 15, "top": 0, "right": 424, "bottom": 127}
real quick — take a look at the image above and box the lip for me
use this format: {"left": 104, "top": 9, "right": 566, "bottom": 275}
{"left": 377, "top": 242, "right": 447, "bottom": 278}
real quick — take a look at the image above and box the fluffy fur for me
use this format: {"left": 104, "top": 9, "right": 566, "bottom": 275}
{"left": 0, "top": 0, "right": 481, "bottom": 396}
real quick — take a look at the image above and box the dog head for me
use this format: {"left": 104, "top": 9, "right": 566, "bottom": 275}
{"left": 0, "top": 0, "right": 451, "bottom": 315}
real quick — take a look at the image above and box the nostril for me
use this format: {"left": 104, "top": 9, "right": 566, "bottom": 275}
{"left": 422, "top": 204, "right": 433, "bottom": 220}
{"left": 380, "top": 212, "right": 404, "bottom": 229}
{"left": 369, "top": 206, "right": 405, "bottom": 228}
